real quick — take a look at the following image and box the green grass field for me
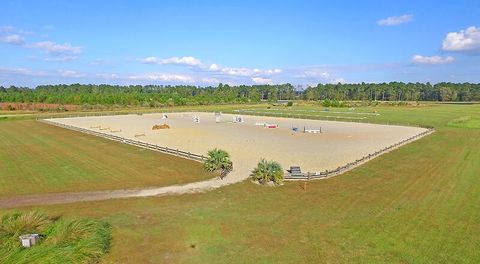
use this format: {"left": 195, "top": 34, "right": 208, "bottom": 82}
{"left": 1, "top": 103, "right": 479, "bottom": 263}
{"left": 0, "top": 120, "right": 214, "bottom": 198}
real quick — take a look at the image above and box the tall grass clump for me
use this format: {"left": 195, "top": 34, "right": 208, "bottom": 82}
{"left": 0, "top": 211, "right": 111, "bottom": 264}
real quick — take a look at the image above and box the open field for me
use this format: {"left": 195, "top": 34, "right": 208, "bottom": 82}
{"left": 49, "top": 112, "right": 427, "bottom": 182}
{"left": 0, "top": 120, "right": 214, "bottom": 198}
{"left": 1, "top": 103, "right": 479, "bottom": 263}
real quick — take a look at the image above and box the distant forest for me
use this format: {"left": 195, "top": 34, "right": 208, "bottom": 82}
{"left": 1, "top": 82, "right": 479, "bottom": 107}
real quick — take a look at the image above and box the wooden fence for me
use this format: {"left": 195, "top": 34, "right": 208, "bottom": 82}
{"left": 39, "top": 119, "right": 207, "bottom": 163}
{"left": 284, "top": 128, "right": 434, "bottom": 180}
{"left": 40, "top": 111, "right": 434, "bottom": 180}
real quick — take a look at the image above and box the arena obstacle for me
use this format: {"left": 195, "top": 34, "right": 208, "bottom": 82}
{"left": 254, "top": 121, "right": 277, "bottom": 128}
{"left": 99, "top": 127, "right": 110, "bottom": 131}
{"left": 110, "top": 129, "right": 122, "bottom": 133}
{"left": 292, "top": 126, "right": 299, "bottom": 132}
{"left": 134, "top": 133, "right": 146, "bottom": 137}
{"left": 90, "top": 125, "right": 100, "bottom": 129}
{"left": 193, "top": 116, "right": 200, "bottom": 123}
{"left": 266, "top": 124, "right": 278, "bottom": 129}
{"left": 233, "top": 115, "right": 244, "bottom": 123}
{"left": 215, "top": 112, "right": 233, "bottom": 123}
{"left": 303, "top": 126, "right": 322, "bottom": 133}
{"left": 152, "top": 124, "right": 170, "bottom": 130}
{"left": 215, "top": 112, "right": 222, "bottom": 123}
{"left": 162, "top": 113, "right": 168, "bottom": 119}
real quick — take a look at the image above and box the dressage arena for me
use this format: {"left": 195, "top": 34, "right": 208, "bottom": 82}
{"left": 46, "top": 112, "right": 429, "bottom": 182}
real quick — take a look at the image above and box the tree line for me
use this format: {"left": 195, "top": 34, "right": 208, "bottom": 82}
{"left": 0, "top": 82, "right": 479, "bottom": 107}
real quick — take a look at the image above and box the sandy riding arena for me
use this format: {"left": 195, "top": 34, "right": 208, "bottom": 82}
{"left": 47, "top": 112, "right": 428, "bottom": 183}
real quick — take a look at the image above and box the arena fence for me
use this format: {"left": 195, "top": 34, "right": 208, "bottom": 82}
{"left": 283, "top": 128, "right": 435, "bottom": 180}
{"left": 228, "top": 109, "right": 434, "bottom": 129}
{"left": 39, "top": 111, "right": 435, "bottom": 181}
{"left": 39, "top": 119, "right": 207, "bottom": 163}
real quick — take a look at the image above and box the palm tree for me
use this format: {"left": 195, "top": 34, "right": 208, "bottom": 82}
{"left": 251, "top": 159, "right": 284, "bottom": 185}
{"left": 203, "top": 148, "right": 233, "bottom": 179}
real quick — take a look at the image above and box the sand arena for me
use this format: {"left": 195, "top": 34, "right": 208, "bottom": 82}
{"left": 48, "top": 112, "right": 428, "bottom": 183}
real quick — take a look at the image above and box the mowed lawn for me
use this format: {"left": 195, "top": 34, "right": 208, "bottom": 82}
{"left": 0, "top": 120, "right": 214, "bottom": 198}
{"left": 2, "top": 104, "right": 480, "bottom": 263}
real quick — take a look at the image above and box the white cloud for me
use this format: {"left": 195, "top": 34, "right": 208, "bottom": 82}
{"left": 442, "top": 26, "right": 480, "bottom": 52}
{"left": 44, "top": 56, "right": 79, "bottom": 62}
{"left": 329, "top": 78, "right": 346, "bottom": 84}
{"left": 216, "top": 67, "right": 282, "bottom": 77}
{"left": 377, "top": 14, "right": 413, "bottom": 26}
{"left": 200, "top": 77, "right": 220, "bottom": 84}
{"left": 207, "top": 63, "right": 220, "bottom": 71}
{"left": 96, "top": 73, "right": 120, "bottom": 79}
{"left": 140, "top": 55, "right": 282, "bottom": 79}
{"left": 32, "top": 41, "right": 82, "bottom": 56}
{"left": 295, "top": 71, "right": 330, "bottom": 79}
{"left": 294, "top": 68, "right": 348, "bottom": 84}
{"left": 1, "top": 34, "right": 25, "bottom": 45}
{"left": 140, "top": 56, "right": 202, "bottom": 66}
{"left": 58, "top": 70, "right": 85, "bottom": 78}
{"left": 252, "top": 77, "right": 273, "bottom": 84}
{"left": 129, "top": 73, "right": 194, "bottom": 83}
{"left": 0, "top": 67, "right": 47, "bottom": 77}
{"left": 0, "top": 26, "right": 14, "bottom": 32}
{"left": 140, "top": 56, "right": 159, "bottom": 64}
{"left": 412, "top": 55, "right": 455, "bottom": 65}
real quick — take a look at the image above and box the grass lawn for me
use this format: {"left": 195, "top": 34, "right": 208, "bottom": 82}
{"left": 0, "top": 120, "right": 214, "bottom": 198}
{"left": 1, "top": 103, "right": 479, "bottom": 263}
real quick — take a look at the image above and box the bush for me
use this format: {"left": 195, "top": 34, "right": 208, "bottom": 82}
{"left": 0, "top": 211, "right": 111, "bottom": 264}
{"left": 204, "top": 148, "right": 233, "bottom": 179}
{"left": 286, "top": 101, "right": 293, "bottom": 107}
{"left": 322, "top": 99, "right": 347, "bottom": 107}
{"left": 251, "top": 159, "right": 284, "bottom": 185}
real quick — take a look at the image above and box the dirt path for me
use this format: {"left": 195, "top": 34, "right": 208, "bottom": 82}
{"left": 0, "top": 175, "right": 246, "bottom": 209}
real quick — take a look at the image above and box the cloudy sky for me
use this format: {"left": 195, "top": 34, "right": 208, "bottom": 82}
{"left": 0, "top": 0, "right": 479, "bottom": 87}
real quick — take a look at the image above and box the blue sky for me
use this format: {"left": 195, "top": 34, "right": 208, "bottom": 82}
{"left": 0, "top": 0, "right": 479, "bottom": 87}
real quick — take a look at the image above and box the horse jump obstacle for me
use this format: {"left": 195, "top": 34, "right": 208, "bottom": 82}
{"left": 99, "top": 127, "right": 110, "bottom": 131}
{"left": 134, "top": 133, "right": 145, "bottom": 137}
{"left": 254, "top": 121, "right": 277, "bottom": 128}
{"left": 110, "top": 129, "right": 122, "bottom": 133}
{"left": 193, "top": 116, "right": 200, "bottom": 123}
{"left": 303, "top": 126, "right": 322, "bottom": 133}
{"left": 215, "top": 112, "right": 234, "bottom": 123}
{"left": 233, "top": 115, "right": 244, "bottom": 123}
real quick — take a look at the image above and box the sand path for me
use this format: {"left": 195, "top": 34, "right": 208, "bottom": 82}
{"left": 0, "top": 176, "right": 239, "bottom": 209}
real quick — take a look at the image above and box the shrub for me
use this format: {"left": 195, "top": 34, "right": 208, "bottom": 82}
{"left": 322, "top": 99, "right": 347, "bottom": 107}
{"left": 251, "top": 159, "right": 284, "bottom": 185}
{"left": 0, "top": 211, "right": 111, "bottom": 264}
{"left": 204, "top": 148, "right": 233, "bottom": 179}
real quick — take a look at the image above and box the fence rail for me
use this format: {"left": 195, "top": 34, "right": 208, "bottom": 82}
{"left": 284, "top": 128, "right": 434, "bottom": 180}
{"left": 40, "top": 111, "right": 434, "bottom": 181}
{"left": 39, "top": 119, "right": 207, "bottom": 163}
